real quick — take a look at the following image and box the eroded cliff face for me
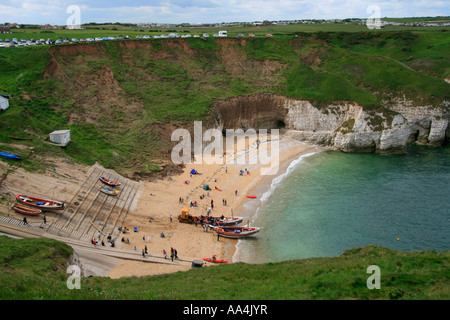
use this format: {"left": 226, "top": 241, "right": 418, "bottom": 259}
{"left": 211, "top": 93, "right": 449, "bottom": 154}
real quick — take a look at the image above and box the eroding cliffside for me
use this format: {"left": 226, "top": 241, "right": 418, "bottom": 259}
{"left": 211, "top": 93, "right": 449, "bottom": 153}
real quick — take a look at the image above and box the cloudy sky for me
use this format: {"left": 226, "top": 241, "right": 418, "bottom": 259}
{"left": 0, "top": 0, "right": 448, "bottom": 25}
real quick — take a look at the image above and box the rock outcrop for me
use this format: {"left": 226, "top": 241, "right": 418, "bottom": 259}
{"left": 211, "top": 93, "right": 449, "bottom": 154}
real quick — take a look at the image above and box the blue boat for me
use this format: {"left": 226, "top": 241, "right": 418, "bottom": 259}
{"left": 0, "top": 151, "right": 21, "bottom": 160}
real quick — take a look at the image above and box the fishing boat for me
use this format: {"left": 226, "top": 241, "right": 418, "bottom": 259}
{"left": 203, "top": 256, "right": 228, "bottom": 263}
{"left": 11, "top": 203, "right": 42, "bottom": 216}
{"left": 198, "top": 215, "right": 244, "bottom": 226}
{"left": 212, "top": 226, "right": 260, "bottom": 239}
{"left": 99, "top": 176, "right": 121, "bottom": 187}
{"left": 247, "top": 196, "right": 257, "bottom": 199}
{"left": 0, "top": 151, "right": 21, "bottom": 160}
{"left": 99, "top": 186, "right": 120, "bottom": 196}
{"left": 16, "top": 194, "right": 66, "bottom": 211}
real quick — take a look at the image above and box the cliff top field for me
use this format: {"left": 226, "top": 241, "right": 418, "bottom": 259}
{"left": 0, "top": 27, "right": 449, "bottom": 176}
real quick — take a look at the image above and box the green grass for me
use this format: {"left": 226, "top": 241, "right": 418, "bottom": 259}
{"left": 0, "top": 236, "right": 448, "bottom": 300}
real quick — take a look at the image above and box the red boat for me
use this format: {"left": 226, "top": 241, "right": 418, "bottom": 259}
{"left": 213, "top": 226, "right": 260, "bottom": 239}
{"left": 203, "top": 256, "right": 228, "bottom": 263}
{"left": 16, "top": 194, "right": 66, "bottom": 212}
{"left": 99, "top": 176, "right": 121, "bottom": 187}
{"left": 11, "top": 203, "right": 42, "bottom": 216}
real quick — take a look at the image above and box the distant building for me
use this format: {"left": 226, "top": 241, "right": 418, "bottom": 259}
{"left": 40, "top": 24, "right": 62, "bottom": 30}
{"left": 49, "top": 130, "right": 71, "bottom": 147}
{"left": 0, "top": 96, "right": 9, "bottom": 112}
{"left": 0, "top": 26, "right": 11, "bottom": 34}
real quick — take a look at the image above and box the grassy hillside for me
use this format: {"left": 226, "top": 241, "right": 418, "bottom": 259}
{"left": 0, "top": 236, "right": 448, "bottom": 300}
{"left": 0, "top": 31, "right": 448, "bottom": 176}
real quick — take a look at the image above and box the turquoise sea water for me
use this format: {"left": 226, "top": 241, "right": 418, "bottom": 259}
{"left": 234, "top": 143, "right": 450, "bottom": 263}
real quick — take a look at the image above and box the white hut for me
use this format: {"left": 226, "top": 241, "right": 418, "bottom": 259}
{"left": 0, "top": 96, "right": 9, "bottom": 111}
{"left": 49, "top": 129, "right": 71, "bottom": 146}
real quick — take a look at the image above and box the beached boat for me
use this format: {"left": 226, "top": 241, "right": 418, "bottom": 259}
{"left": 0, "top": 151, "right": 21, "bottom": 160}
{"left": 198, "top": 215, "right": 244, "bottom": 226}
{"left": 11, "top": 203, "right": 42, "bottom": 216}
{"left": 99, "top": 176, "right": 121, "bottom": 187}
{"left": 213, "top": 226, "right": 260, "bottom": 239}
{"left": 99, "top": 186, "right": 120, "bottom": 196}
{"left": 16, "top": 194, "right": 65, "bottom": 211}
{"left": 203, "top": 256, "right": 228, "bottom": 263}
{"left": 247, "top": 196, "right": 257, "bottom": 199}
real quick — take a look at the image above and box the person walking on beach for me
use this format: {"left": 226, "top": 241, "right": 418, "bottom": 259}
{"left": 23, "top": 217, "right": 28, "bottom": 226}
{"left": 235, "top": 190, "right": 238, "bottom": 196}
{"left": 142, "top": 249, "right": 145, "bottom": 258}
{"left": 174, "top": 249, "right": 178, "bottom": 259}
{"left": 43, "top": 215, "right": 46, "bottom": 224}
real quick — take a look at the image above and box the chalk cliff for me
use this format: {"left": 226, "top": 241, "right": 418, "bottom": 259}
{"left": 211, "top": 93, "right": 449, "bottom": 154}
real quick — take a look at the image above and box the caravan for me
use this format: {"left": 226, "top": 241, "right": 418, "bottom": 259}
{"left": 218, "top": 30, "right": 228, "bottom": 37}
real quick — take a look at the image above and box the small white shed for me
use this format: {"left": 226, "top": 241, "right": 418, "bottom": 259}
{"left": 49, "top": 129, "right": 71, "bottom": 146}
{"left": 0, "top": 96, "right": 9, "bottom": 111}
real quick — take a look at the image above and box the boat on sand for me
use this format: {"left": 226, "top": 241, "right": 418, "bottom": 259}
{"left": 212, "top": 226, "right": 260, "bottom": 239}
{"left": 99, "top": 186, "right": 120, "bottom": 196}
{"left": 16, "top": 194, "right": 66, "bottom": 211}
{"left": 203, "top": 256, "right": 228, "bottom": 263}
{"left": 99, "top": 176, "right": 121, "bottom": 187}
{"left": 11, "top": 203, "right": 42, "bottom": 216}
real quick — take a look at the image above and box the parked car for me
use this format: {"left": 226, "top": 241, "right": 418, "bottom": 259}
{"left": 0, "top": 43, "right": 4, "bottom": 48}
{"left": 71, "top": 38, "right": 79, "bottom": 42}
{"left": 265, "top": 34, "right": 273, "bottom": 37}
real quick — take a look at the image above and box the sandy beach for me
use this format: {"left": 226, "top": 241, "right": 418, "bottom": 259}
{"left": 107, "top": 133, "right": 324, "bottom": 278}
{"left": 0, "top": 135, "right": 324, "bottom": 279}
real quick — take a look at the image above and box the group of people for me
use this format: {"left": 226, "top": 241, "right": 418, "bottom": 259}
{"left": 162, "top": 247, "right": 179, "bottom": 261}
{"left": 239, "top": 168, "right": 250, "bottom": 176}
{"left": 91, "top": 236, "right": 116, "bottom": 247}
